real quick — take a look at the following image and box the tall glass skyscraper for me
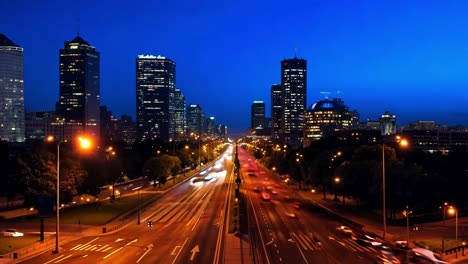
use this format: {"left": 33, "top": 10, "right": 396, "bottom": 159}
{"left": 0, "top": 34, "right": 25, "bottom": 142}
{"left": 271, "top": 84, "right": 282, "bottom": 141}
{"left": 59, "top": 35, "right": 100, "bottom": 140}
{"left": 136, "top": 55, "right": 175, "bottom": 142}
{"left": 173, "top": 87, "right": 186, "bottom": 138}
{"left": 281, "top": 57, "right": 307, "bottom": 146}
{"left": 251, "top": 100, "right": 265, "bottom": 129}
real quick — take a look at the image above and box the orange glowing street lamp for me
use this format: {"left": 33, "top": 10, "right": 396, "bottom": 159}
{"left": 448, "top": 207, "right": 459, "bottom": 258}
{"left": 47, "top": 135, "right": 93, "bottom": 254}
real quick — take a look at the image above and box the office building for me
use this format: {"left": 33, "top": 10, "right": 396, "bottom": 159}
{"left": 380, "top": 111, "right": 396, "bottom": 135}
{"left": 304, "top": 98, "right": 358, "bottom": 145}
{"left": 173, "top": 88, "right": 186, "bottom": 138}
{"left": 0, "top": 34, "right": 25, "bottom": 142}
{"left": 281, "top": 57, "right": 307, "bottom": 146}
{"left": 187, "top": 104, "right": 203, "bottom": 135}
{"left": 271, "top": 84, "right": 282, "bottom": 141}
{"left": 136, "top": 55, "right": 176, "bottom": 142}
{"left": 251, "top": 100, "right": 265, "bottom": 129}
{"left": 58, "top": 35, "right": 100, "bottom": 141}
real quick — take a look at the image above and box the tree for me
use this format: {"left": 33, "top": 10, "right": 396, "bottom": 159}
{"left": 143, "top": 154, "right": 173, "bottom": 188}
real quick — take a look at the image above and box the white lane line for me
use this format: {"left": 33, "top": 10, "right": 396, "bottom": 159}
{"left": 44, "top": 255, "right": 67, "bottom": 264}
{"left": 103, "top": 247, "right": 123, "bottom": 260}
{"left": 53, "top": 254, "right": 73, "bottom": 263}
{"left": 70, "top": 244, "right": 82, "bottom": 251}
{"left": 171, "top": 237, "right": 189, "bottom": 264}
{"left": 136, "top": 248, "right": 152, "bottom": 263}
{"left": 101, "top": 246, "right": 113, "bottom": 252}
{"left": 95, "top": 244, "right": 109, "bottom": 252}
{"left": 73, "top": 237, "right": 99, "bottom": 251}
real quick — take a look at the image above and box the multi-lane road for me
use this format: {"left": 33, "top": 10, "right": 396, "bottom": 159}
{"left": 21, "top": 144, "right": 395, "bottom": 264}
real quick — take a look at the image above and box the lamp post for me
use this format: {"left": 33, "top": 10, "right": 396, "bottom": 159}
{"left": 333, "top": 177, "right": 340, "bottom": 202}
{"left": 403, "top": 206, "right": 413, "bottom": 246}
{"left": 47, "top": 135, "right": 92, "bottom": 254}
{"left": 448, "top": 207, "right": 459, "bottom": 258}
{"left": 133, "top": 186, "right": 142, "bottom": 224}
{"left": 440, "top": 202, "right": 449, "bottom": 225}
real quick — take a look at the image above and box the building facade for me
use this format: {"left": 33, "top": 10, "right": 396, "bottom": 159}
{"left": 251, "top": 100, "right": 265, "bottom": 129}
{"left": 173, "top": 88, "right": 186, "bottom": 138}
{"left": 271, "top": 84, "right": 282, "bottom": 141}
{"left": 380, "top": 111, "right": 397, "bottom": 135}
{"left": 0, "top": 34, "right": 25, "bottom": 142}
{"left": 136, "top": 55, "right": 176, "bottom": 142}
{"left": 58, "top": 35, "right": 100, "bottom": 141}
{"left": 186, "top": 104, "right": 203, "bottom": 135}
{"left": 304, "top": 98, "right": 358, "bottom": 145}
{"left": 281, "top": 57, "right": 307, "bottom": 146}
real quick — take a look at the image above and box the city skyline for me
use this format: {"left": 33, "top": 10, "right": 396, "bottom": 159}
{"left": 3, "top": 1, "right": 468, "bottom": 134}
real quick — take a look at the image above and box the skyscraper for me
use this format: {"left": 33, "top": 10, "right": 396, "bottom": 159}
{"left": 380, "top": 111, "right": 396, "bottom": 135}
{"left": 281, "top": 57, "right": 307, "bottom": 146}
{"left": 271, "top": 84, "right": 282, "bottom": 141}
{"left": 0, "top": 34, "right": 25, "bottom": 142}
{"left": 58, "top": 35, "right": 100, "bottom": 140}
{"left": 251, "top": 100, "right": 265, "bottom": 129}
{"left": 187, "top": 104, "right": 203, "bottom": 135}
{"left": 173, "top": 88, "right": 186, "bottom": 138}
{"left": 136, "top": 55, "right": 176, "bottom": 142}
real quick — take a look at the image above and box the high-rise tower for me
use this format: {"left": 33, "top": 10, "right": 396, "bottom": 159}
{"left": 59, "top": 35, "right": 100, "bottom": 140}
{"left": 136, "top": 55, "right": 175, "bottom": 142}
{"left": 173, "top": 87, "right": 186, "bottom": 138}
{"left": 281, "top": 57, "right": 307, "bottom": 145}
{"left": 271, "top": 84, "right": 282, "bottom": 141}
{"left": 0, "top": 34, "right": 25, "bottom": 142}
{"left": 251, "top": 101, "right": 265, "bottom": 129}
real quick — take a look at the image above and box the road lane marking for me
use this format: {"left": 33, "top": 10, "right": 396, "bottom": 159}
{"left": 70, "top": 244, "right": 82, "bottom": 250}
{"left": 136, "top": 244, "right": 153, "bottom": 263}
{"left": 190, "top": 245, "right": 200, "bottom": 261}
{"left": 72, "top": 237, "right": 99, "bottom": 250}
{"left": 171, "top": 237, "right": 189, "bottom": 264}
{"left": 95, "top": 244, "right": 109, "bottom": 252}
{"left": 44, "top": 255, "right": 68, "bottom": 264}
{"left": 103, "top": 247, "right": 123, "bottom": 259}
{"left": 171, "top": 246, "right": 181, "bottom": 255}
{"left": 53, "top": 254, "right": 72, "bottom": 263}
{"left": 289, "top": 232, "right": 309, "bottom": 264}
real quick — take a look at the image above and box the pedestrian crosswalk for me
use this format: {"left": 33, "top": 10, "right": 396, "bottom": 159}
{"left": 70, "top": 243, "right": 114, "bottom": 252}
{"left": 289, "top": 232, "right": 323, "bottom": 251}
{"left": 334, "top": 236, "right": 379, "bottom": 254}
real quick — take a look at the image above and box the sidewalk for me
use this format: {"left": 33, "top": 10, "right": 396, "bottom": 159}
{"left": 295, "top": 186, "right": 468, "bottom": 264}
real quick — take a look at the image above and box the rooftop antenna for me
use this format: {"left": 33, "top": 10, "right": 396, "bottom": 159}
{"left": 294, "top": 47, "right": 297, "bottom": 58}
{"left": 77, "top": 17, "right": 80, "bottom": 36}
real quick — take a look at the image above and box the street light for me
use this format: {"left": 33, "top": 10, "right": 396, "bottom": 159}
{"left": 133, "top": 186, "right": 142, "bottom": 224}
{"left": 439, "top": 202, "right": 449, "bottom": 225}
{"left": 333, "top": 177, "right": 340, "bottom": 202}
{"left": 47, "top": 135, "right": 92, "bottom": 254}
{"left": 382, "top": 136, "right": 408, "bottom": 240}
{"left": 403, "top": 206, "right": 413, "bottom": 246}
{"left": 448, "top": 206, "right": 459, "bottom": 258}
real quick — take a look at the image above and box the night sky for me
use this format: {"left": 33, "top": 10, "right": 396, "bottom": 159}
{"left": 2, "top": 0, "right": 468, "bottom": 134}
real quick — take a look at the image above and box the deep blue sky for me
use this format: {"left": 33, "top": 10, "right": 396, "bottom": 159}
{"left": 2, "top": 0, "right": 468, "bottom": 134}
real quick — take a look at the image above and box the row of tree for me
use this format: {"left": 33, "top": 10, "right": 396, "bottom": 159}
{"left": 0, "top": 138, "right": 222, "bottom": 208}
{"left": 255, "top": 137, "right": 468, "bottom": 218}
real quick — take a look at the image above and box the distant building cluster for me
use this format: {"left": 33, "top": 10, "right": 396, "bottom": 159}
{"left": 248, "top": 55, "right": 468, "bottom": 153}
{"left": 0, "top": 34, "right": 227, "bottom": 147}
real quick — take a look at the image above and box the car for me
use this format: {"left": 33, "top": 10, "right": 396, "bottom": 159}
{"left": 261, "top": 192, "right": 271, "bottom": 201}
{"left": 2, "top": 229, "right": 24, "bottom": 237}
{"left": 286, "top": 212, "right": 297, "bottom": 218}
{"left": 336, "top": 225, "right": 354, "bottom": 235}
{"left": 271, "top": 190, "right": 278, "bottom": 195}
{"left": 253, "top": 187, "right": 261, "bottom": 192}
{"left": 352, "top": 233, "right": 382, "bottom": 247}
{"left": 411, "top": 248, "right": 447, "bottom": 264}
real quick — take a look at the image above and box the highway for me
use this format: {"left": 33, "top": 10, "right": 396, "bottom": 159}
{"left": 239, "top": 147, "right": 384, "bottom": 264}
{"left": 21, "top": 145, "right": 235, "bottom": 264}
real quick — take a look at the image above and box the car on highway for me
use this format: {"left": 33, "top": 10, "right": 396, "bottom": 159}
{"left": 411, "top": 248, "right": 447, "bottom": 264}
{"left": 336, "top": 225, "right": 354, "bottom": 236}
{"left": 352, "top": 233, "right": 382, "bottom": 247}
{"left": 261, "top": 192, "right": 271, "bottom": 201}
{"left": 375, "top": 254, "right": 401, "bottom": 264}
{"left": 1, "top": 229, "right": 24, "bottom": 237}
{"left": 271, "top": 190, "right": 278, "bottom": 195}
{"left": 253, "top": 187, "right": 261, "bottom": 192}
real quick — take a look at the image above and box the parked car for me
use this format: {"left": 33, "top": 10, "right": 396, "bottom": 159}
{"left": 1, "top": 229, "right": 24, "bottom": 237}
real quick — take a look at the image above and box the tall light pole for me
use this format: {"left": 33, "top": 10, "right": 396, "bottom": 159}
{"left": 133, "top": 186, "right": 142, "bottom": 224}
{"left": 448, "top": 207, "right": 459, "bottom": 258}
{"left": 403, "top": 206, "right": 413, "bottom": 246}
{"left": 48, "top": 135, "right": 92, "bottom": 254}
